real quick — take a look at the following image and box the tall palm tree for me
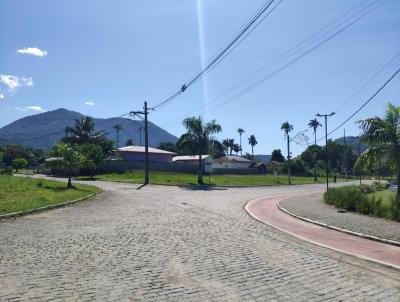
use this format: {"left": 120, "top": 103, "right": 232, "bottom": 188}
{"left": 308, "top": 118, "right": 322, "bottom": 181}
{"left": 179, "top": 116, "right": 222, "bottom": 184}
{"left": 222, "top": 139, "right": 230, "bottom": 155}
{"left": 248, "top": 135, "right": 257, "bottom": 159}
{"left": 233, "top": 143, "right": 240, "bottom": 155}
{"left": 112, "top": 123, "right": 123, "bottom": 148}
{"left": 359, "top": 103, "right": 400, "bottom": 205}
{"left": 65, "top": 117, "right": 106, "bottom": 144}
{"left": 237, "top": 128, "right": 245, "bottom": 156}
{"left": 281, "top": 121, "right": 294, "bottom": 185}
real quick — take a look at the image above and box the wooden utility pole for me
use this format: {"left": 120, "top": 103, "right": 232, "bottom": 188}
{"left": 316, "top": 112, "right": 335, "bottom": 192}
{"left": 130, "top": 101, "right": 150, "bottom": 185}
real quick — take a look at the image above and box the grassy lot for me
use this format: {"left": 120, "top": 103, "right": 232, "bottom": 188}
{"left": 84, "top": 171, "right": 347, "bottom": 187}
{"left": 0, "top": 175, "right": 100, "bottom": 215}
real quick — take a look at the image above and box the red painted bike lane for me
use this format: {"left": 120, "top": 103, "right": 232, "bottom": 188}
{"left": 246, "top": 193, "right": 400, "bottom": 269}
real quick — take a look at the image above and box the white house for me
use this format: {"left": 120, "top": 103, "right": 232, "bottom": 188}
{"left": 213, "top": 155, "right": 253, "bottom": 169}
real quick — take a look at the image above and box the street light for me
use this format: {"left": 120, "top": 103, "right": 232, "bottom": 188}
{"left": 316, "top": 112, "right": 335, "bottom": 192}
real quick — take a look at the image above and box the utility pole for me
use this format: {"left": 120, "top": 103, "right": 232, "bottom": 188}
{"left": 358, "top": 138, "right": 362, "bottom": 186}
{"left": 139, "top": 126, "right": 143, "bottom": 146}
{"left": 344, "top": 129, "right": 348, "bottom": 181}
{"left": 131, "top": 101, "right": 150, "bottom": 185}
{"left": 316, "top": 112, "right": 335, "bottom": 192}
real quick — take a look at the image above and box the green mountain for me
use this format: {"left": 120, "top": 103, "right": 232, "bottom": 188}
{"left": 334, "top": 136, "right": 367, "bottom": 154}
{"left": 0, "top": 108, "right": 177, "bottom": 150}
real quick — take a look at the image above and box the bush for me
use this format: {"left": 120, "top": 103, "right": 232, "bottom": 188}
{"left": 324, "top": 185, "right": 399, "bottom": 221}
{"left": 0, "top": 167, "right": 13, "bottom": 175}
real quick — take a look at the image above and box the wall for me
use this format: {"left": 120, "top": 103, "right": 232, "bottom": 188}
{"left": 213, "top": 160, "right": 251, "bottom": 169}
{"left": 117, "top": 151, "right": 175, "bottom": 163}
{"left": 98, "top": 160, "right": 199, "bottom": 174}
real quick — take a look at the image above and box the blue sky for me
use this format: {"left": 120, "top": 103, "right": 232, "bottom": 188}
{"left": 0, "top": 0, "right": 399, "bottom": 156}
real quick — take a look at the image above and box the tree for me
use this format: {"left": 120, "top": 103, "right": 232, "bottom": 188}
{"left": 63, "top": 117, "right": 113, "bottom": 156}
{"left": 178, "top": 116, "right": 222, "bottom": 184}
{"left": 64, "top": 117, "right": 106, "bottom": 145}
{"left": 125, "top": 139, "right": 134, "bottom": 146}
{"left": 237, "top": 128, "right": 245, "bottom": 156}
{"left": 271, "top": 149, "right": 285, "bottom": 162}
{"left": 158, "top": 142, "right": 179, "bottom": 154}
{"left": 112, "top": 123, "right": 123, "bottom": 148}
{"left": 50, "top": 143, "right": 81, "bottom": 188}
{"left": 308, "top": 118, "right": 322, "bottom": 181}
{"left": 248, "top": 135, "right": 257, "bottom": 159}
{"left": 79, "top": 143, "right": 105, "bottom": 179}
{"left": 281, "top": 121, "right": 294, "bottom": 184}
{"left": 12, "top": 158, "right": 28, "bottom": 172}
{"left": 233, "top": 143, "right": 240, "bottom": 155}
{"left": 358, "top": 103, "right": 400, "bottom": 205}
{"left": 222, "top": 139, "right": 230, "bottom": 155}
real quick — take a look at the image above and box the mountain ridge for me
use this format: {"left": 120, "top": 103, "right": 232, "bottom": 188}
{"left": 0, "top": 108, "right": 178, "bottom": 150}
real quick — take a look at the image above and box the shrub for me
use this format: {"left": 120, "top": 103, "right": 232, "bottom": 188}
{"left": 324, "top": 186, "right": 366, "bottom": 211}
{"left": 0, "top": 167, "right": 13, "bottom": 175}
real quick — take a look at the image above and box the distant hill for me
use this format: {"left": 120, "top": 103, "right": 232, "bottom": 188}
{"left": 254, "top": 154, "right": 272, "bottom": 163}
{"left": 334, "top": 136, "right": 367, "bottom": 154}
{"left": 0, "top": 108, "right": 177, "bottom": 150}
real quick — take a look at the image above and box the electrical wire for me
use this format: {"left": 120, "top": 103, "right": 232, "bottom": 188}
{"left": 151, "top": 0, "right": 279, "bottom": 111}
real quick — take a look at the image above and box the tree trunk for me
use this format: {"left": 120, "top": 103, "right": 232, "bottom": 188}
{"left": 396, "top": 151, "right": 400, "bottom": 206}
{"left": 314, "top": 131, "right": 317, "bottom": 182}
{"left": 251, "top": 146, "right": 254, "bottom": 160}
{"left": 198, "top": 154, "right": 203, "bottom": 185}
{"left": 67, "top": 163, "right": 73, "bottom": 188}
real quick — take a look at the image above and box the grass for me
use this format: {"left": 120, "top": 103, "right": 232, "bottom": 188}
{"left": 0, "top": 175, "right": 101, "bottom": 215}
{"left": 82, "top": 171, "right": 346, "bottom": 187}
{"left": 368, "top": 189, "right": 396, "bottom": 203}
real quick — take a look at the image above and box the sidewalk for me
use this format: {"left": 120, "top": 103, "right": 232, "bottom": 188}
{"left": 246, "top": 193, "right": 400, "bottom": 269}
{"left": 279, "top": 192, "right": 400, "bottom": 243}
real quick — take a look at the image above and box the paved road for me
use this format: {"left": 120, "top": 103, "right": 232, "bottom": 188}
{"left": 1, "top": 180, "right": 399, "bottom": 301}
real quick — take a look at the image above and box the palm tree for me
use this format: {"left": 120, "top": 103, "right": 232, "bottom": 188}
{"left": 359, "top": 103, "right": 400, "bottom": 206}
{"left": 248, "top": 135, "right": 257, "bottom": 159}
{"left": 308, "top": 118, "right": 322, "bottom": 181}
{"left": 112, "top": 123, "right": 123, "bottom": 148}
{"left": 233, "top": 143, "right": 240, "bottom": 155}
{"left": 179, "top": 116, "right": 222, "bottom": 184}
{"left": 64, "top": 117, "right": 106, "bottom": 145}
{"left": 281, "top": 121, "right": 294, "bottom": 184}
{"left": 237, "top": 128, "right": 245, "bottom": 156}
{"left": 222, "top": 139, "right": 230, "bottom": 155}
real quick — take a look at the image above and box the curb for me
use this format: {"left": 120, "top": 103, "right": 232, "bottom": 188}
{"left": 277, "top": 201, "right": 400, "bottom": 247}
{"left": 245, "top": 197, "right": 400, "bottom": 271}
{"left": 0, "top": 191, "right": 101, "bottom": 221}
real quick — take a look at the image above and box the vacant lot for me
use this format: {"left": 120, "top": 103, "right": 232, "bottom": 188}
{"left": 0, "top": 175, "right": 100, "bottom": 215}
{"left": 86, "top": 171, "right": 347, "bottom": 186}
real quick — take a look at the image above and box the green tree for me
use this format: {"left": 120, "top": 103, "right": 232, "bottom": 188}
{"left": 125, "top": 139, "right": 134, "bottom": 146}
{"left": 112, "top": 123, "right": 123, "bottom": 148}
{"left": 358, "top": 103, "right": 400, "bottom": 205}
{"left": 50, "top": 143, "right": 81, "bottom": 188}
{"left": 281, "top": 121, "right": 294, "bottom": 184}
{"left": 248, "top": 135, "right": 257, "bottom": 159}
{"left": 271, "top": 149, "right": 285, "bottom": 162}
{"left": 79, "top": 143, "right": 105, "bottom": 179}
{"left": 233, "top": 143, "right": 240, "bottom": 155}
{"left": 178, "top": 116, "right": 222, "bottom": 184}
{"left": 237, "top": 128, "right": 245, "bottom": 156}
{"left": 158, "top": 142, "right": 179, "bottom": 154}
{"left": 12, "top": 158, "right": 28, "bottom": 172}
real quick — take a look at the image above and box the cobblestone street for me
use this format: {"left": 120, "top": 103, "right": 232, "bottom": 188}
{"left": 1, "top": 181, "right": 399, "bottom": 301}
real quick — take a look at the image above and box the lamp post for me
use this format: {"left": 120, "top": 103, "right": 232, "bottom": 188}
{"left": 316, "top": 112, "right": 335, "bottom": 192}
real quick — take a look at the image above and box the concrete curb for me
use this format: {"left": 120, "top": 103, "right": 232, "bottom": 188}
{"left": 0, "top": 191, "right": 101, "bottom": 221}
{"left": 277, "top": 201, "right": 400, "bottom": 247}
{"left": 245, "top": 196, "right": 400, "bottom": 271}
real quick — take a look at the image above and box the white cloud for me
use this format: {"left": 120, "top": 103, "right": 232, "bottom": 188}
{"left": 85, "top": 101, "right": 95, "bottom": 106}
{"left": 17, "top": 47, "right": 48, "bottom": 57}
{"left": 0, "top": 74, "right": 33, "bottom": 93}
{"left": 13, "top": 105, "right": 45, "bottom": 112}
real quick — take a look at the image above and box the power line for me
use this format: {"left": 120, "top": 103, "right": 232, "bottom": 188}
{"left": 162, "top": 0, "right": 381, "bottom": 127}
{"left": 151, "top": 0, "right": 279, "bottom": 111}
{"left": 316, "top": 66, "right": 400, "bottom": 143}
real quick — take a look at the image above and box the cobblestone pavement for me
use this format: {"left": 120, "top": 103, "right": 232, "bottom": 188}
{"left": 279, "top": 193, "right": 400, "bottom": 242}
{"left": 1, "top": 180, "right": 399, "bottom": 301}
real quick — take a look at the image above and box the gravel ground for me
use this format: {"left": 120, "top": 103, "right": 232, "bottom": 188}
{"left": 279, "top": 192, "right": 400, "bottom": 242}
{"left": 0, "top": 177, "right": 399, "bottom": 301}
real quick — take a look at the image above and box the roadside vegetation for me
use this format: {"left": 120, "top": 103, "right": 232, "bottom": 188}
{"left": 0, "top": 175, "right": 100, "bottom": 215}
{"left": 84, "top": 171, "right": 345, "bottom": 187}
{"left": 324, "top": 182, "right": 399, "bottom": 221}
